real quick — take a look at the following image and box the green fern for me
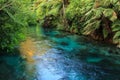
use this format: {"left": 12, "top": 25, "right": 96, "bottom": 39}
{"left": 103, "top": 9, "right": 117, "bottom": 22}
{"left": 83, "top": 20, "right": 101, "bottom": 35}
{"left": 112, "top": 20, "right": 120, "bottom": 44}
{"left": 113, "top": 31, "right": 120, "bottom": 46}
{"left": 112, "top": 20, "right": 120, "bottom": 32}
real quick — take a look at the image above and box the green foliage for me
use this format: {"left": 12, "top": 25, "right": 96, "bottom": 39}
{"left": 112, "top": 20, "right": 120, "bottom": 45}
{"left": 83, "top": 20, "right": 101, "bottom": 35}
{"left": 0, "top": 0, "right": 36, "bottom": 53}
{"left": 65, "top": 0, "right": 93, "bottom": 32}
{"left": 103, "top": 9, "right": 117, "bottom": 22}
{"left": 82, "top": 0, "right": 120, "bottom": 44}
{"left": 65, "top": 0, "right": 93, "bottom": 20}
{"left": 35, "top": 0, "right": 62, "bottom": 22}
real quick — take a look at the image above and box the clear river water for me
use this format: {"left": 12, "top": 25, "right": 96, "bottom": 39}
{"left": 0, "top": 27, "right": 120, "bottom": 80}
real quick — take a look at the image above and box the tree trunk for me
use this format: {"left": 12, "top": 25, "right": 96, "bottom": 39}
{"left": 62, "top": 0, "right": 69, "bottom": 29}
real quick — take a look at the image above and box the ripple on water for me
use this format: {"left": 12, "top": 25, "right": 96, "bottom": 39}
{"left": 0, "top": 28, "right": 120, "bottom": 80}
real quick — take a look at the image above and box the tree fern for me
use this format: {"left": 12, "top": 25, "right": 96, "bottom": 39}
{"left": 83, "top": 20, "right": 101, "bottom": 35}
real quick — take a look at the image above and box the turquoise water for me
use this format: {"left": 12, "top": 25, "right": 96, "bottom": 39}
{"left": 0, "top": 27, "right": 120, "bottom": 80}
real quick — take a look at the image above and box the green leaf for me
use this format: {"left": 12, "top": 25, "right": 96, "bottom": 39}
{"left": 113, "top": 31, "right": 120, "bottom": 39}
{"left": 110, "top": 12, "right": 117, "bottom": 22}
{"left": 103, "top": 28, "right": 109, "bottom": 38}
{"left": 103, "top": 9, "right": 114, "bottom": 17}
{"left": 113, "top": 31, "right": 120, "bottom": 44}
{"left": 83, "top": 20, "right": 101, "bottom": 35}
{"left": 112, "top": 20, "right": 120, "bottom": 31}
{"left": 103, "top": 9, "right": 117, "bottom": 22}
{"left": 3, "top": 8, "right": 15, "bottom": 21}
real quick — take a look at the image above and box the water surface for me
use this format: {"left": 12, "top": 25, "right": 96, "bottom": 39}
{"left": 0, "top": 27, "right": 120, "bottom": 80}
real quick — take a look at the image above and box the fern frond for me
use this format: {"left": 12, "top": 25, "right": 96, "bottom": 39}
{"left": 112, "top": 20, "right": 120, "bottom": 31}
{"left": 103, "top": 9, "right": 117, "bottom": 22}
{"left": 83, "top": 20, "right": 101, "bottom": 35}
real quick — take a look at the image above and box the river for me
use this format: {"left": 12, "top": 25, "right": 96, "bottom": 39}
{"left": 0, "top": 27, "right": 120, "bottom": 80}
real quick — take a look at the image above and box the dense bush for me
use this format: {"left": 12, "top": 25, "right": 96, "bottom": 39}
{"left": 0, "top": 0, "right": 36, "bottom": 53}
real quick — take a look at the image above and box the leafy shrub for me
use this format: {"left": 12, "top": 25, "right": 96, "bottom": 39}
{"left": 0, "top": 0, "right": 36, "bottom": 53}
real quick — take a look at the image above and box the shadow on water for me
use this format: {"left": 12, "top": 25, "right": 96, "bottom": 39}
{"left": 0, "top": 27, "right": 120, "bottom": 80}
